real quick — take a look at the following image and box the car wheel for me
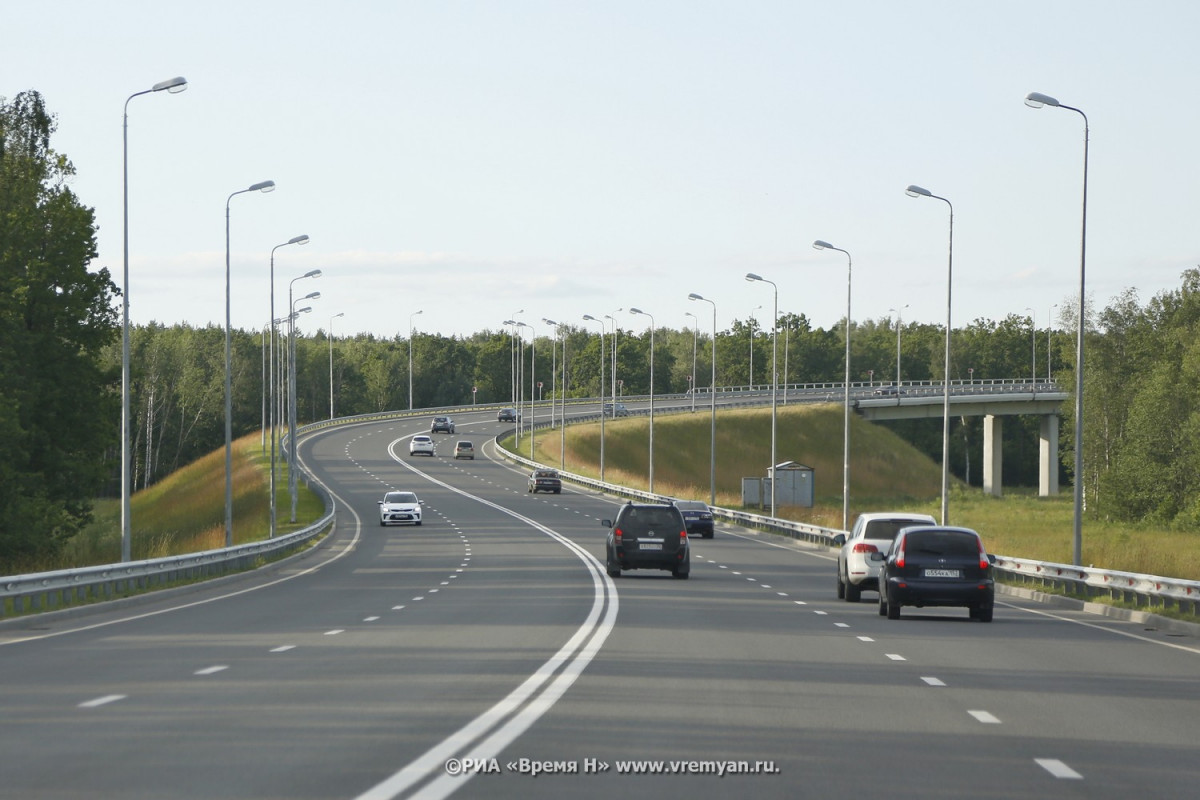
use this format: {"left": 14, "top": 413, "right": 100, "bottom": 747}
{"left": 554, "top": 489, "right": 561, "bottom": 494}
{"left": 415, "top": 520, "right": 422, "bottom": 526}
{"left": 836, "top": 572, "right": 846, "bottom": 599}
{"left": 704, "top": 531, "right": 713, "bottom": 539}
{"left": 878, "top": 594, "right": 888, "bottom": 616}
{"left": 845, "top": 581, "right": 861, "bottom": 603}
{"left": 672, "top": 568, "right": 690, "bottom": 579}
{"left": 977, "top": 605, "right": 993, "bottom": 623}
{"left": 380, "top": 520, "right": 387, "bottom": 527}
{"left": 886, "top": 591, "right": 901, "bottom": 620}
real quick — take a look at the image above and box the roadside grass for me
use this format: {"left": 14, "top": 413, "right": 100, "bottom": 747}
{"left": 38, "top": 434, "right": 323, "bottom": 572}
{"left": 519, "top": 403, "right": 1200, "bottom": 582}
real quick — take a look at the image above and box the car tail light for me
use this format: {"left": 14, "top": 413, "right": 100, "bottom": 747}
{"left": 614, "top": 528, "right": 623, "bottom": 544}
{"left": 894, "top": 537, "right": 906, "bottom": 569}
{"left": 852, "top": 542, "right": 878, "bottom": 554}
{"left": 680, "top": 529, "right": 688, "bottom": 541}
{"left": 977, "top": 538, "right": 989, "bottom": 570}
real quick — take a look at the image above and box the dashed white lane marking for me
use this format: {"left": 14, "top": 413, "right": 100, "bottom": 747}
{"left": 325, "top": 629, "right": 345, "bottom": 636}
{"left": 270, "top": 645, "right": 296, "bottom": 653}
{"left": 813, "top": 610, "right": 828, "bottom": 616}
{"left": 834, "top": 622, "right": 850, "bottom": 628}
{"left": 921, "top": 676, "right": 946, "bottom": 686}
{"left": 793, "top": 600, "right": 807, "bottom": 606}
{"left": 364, "top": 616, "right": 381, "bottom": 622}
{"left": 392, "top": 605, "right": 406, "bottom": 611}
{"left": 79, "top": 695, "right": 126, "bottom": 708}
{"left": 968, "top": 710, "right": 1001, "bottom": 724}
{"left": 413, "top": 597, "right": 425, "bottom": 601}
{"left": 885, "top": 653, "right": 906, "bottom": 661}
{"left": 195, "top": 665, "right": 229, "bottom": 675}
{"left": 1035, "top": 759, "right": 1083, "bottom": 779}
{"left": 857, "top": 636, "right": 874, "bottom": 642}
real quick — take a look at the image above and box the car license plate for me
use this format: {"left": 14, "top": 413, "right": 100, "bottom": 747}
{"left": 640, "top": 543, "right": 662, "bottom": 551}
{"left": 924, "top": 568, "right": 960, "bottom": 578}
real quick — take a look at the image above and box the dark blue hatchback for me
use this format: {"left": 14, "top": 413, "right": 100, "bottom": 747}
{"left": 675, "top": 500, "right": 714, "bottom": 539}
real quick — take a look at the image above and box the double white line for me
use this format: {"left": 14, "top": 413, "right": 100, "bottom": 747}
{"left": 354, "top": 441, "right": 620, "bottom": 800}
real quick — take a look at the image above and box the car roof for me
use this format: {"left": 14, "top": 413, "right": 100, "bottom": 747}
{"left": 674, "top": 500, "right": 708, "bottom": 509}
{"left": 854, "top": 511, "right": 936, "bottom": 524}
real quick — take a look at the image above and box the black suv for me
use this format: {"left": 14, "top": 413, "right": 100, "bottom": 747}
{"left": 872, "top": 525, "right": 995, "bottom": 622}
{"left": 602, "top": 502, "right": 690, "bottom": 579}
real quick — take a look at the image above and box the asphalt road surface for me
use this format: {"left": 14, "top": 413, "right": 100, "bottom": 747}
{"left": 2, "top": 408, "right": 1199, "bottom": 799}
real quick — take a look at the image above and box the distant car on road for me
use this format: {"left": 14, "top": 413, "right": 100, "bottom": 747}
{"left": 431, "top": 416, "right": 455, "bottom": 434}
{"left": 872, "top": 385, "right": 906, "bottom": 396}
{"left": 872, "top": 525, "right": 995, "bottom": 622}
{"left": 454, "top": 441, "right": 475, "bottom": 459}
{"left": 603, "top": 402, "right": 629, "bottom": 417}
{"left": 409, "top": 435, "right": 435, "bottom": 456}
{"left": 836, "top": 512, "right": 936, "bottom": 601}
{"left": 498, "top": 407, "right": 520, "bottom": 422}
{"left": 675, "top": 500, "right": 714, "bottom": 539}
{"left": 528, "top": 469, "right": 562, "bottom": 494}
{"left": 378, "top": 491, "right": 422, "bottom": 526}
{"left": 603, "top": 502, "right": 690, "bottom": 579}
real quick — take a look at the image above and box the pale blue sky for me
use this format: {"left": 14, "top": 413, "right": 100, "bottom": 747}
{"left": 5, "top": 1, "right": 1198, "bottom": 341}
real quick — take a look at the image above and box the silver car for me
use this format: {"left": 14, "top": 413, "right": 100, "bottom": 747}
{"left": 835, "top": 512, "right": 935, "bottom": 602}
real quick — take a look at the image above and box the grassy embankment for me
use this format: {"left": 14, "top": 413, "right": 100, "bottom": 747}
{"left": 50, "top": 434, "right": 324, "bottom": 571}
{"left": 510, "top": 403, "right": 1200, "bottom": 582}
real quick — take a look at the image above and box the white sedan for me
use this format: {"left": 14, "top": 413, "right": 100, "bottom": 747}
{"left": 409, "top": 435, "right": 435, "bottom": 456}
{"left": 836, "top": 512, "right": 935, "bottom": 601}
{"left": 379, "top": 491, "right": 422, "bottom": 526}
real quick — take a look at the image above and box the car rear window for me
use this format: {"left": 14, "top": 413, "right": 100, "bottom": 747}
{"left": 618, "top": 507, "right": 683, "bottom": 535}
{"left": 863, "top": 519, "right": 927, "bottom": 542}
{"left": 904, "top": 530, "right": 980, "bottom": 556}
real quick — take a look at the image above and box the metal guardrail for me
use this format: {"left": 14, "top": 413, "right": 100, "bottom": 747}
{"left": 0, "top": 488, "right": 334, "bottom": 620}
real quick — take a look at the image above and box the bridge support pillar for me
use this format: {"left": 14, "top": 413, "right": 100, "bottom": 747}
{"left": 983, "top": 414, "right": 1003, "bottom": 497}
{"left": 1039, "top": 413, "right": 1060, "bottom": 497}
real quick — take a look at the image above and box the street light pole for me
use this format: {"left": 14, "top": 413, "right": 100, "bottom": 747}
{"left": 1025, "top": 307, "right": 1037, "bottom": 386}
{"left": 408, "top": 310, "right": 423, "bottom": 411}
{"left": 689, "top": 294, "right": 718, "bottom": 506}
{"left": 1026, "top": 90, "right": 1089, "bottom": 567}
{"left": 583, "top": 315, "right": 605, "bottom": 481}
{"left": 518, "top": 321, "right": 537, "bottom": 458}
{"left": 268, "top": 234, "right": 309, "bottom": 539}
{"left": 812, "top": 241, "right": 853, "bottom": 531}
{"left": 629, "top": 308, "right": 656, "bottom": 494}
{"left": 685, "top": 311, "right": 698, "bottom": 413}
{"left": 904, "top": 185, "right": 954, "bottom": 526}
{"left": 287, "top": 271, "right": 320, "bottom": 523}
{"left": 225, "top": 179, "right": 275, "bottom": 547}
{"left": 889, "top": 305, "right": 908, "bottom": 391}
{"left": 748, "top": 305, "right": 762, "bottom": 390}
{"left": 329, "top": 312, "right": 344, "bottom": 419}
{"left": 1048, "top": 303, "right": 1058, "bottom": 381}
{"left": 121, "top": 75, "right": 187, "bottom": 563}
{"left": 745, "top": 273, "right": 778, "bottom": 519}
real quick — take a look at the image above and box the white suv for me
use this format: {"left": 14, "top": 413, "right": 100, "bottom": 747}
{"left": 409, "top": 435, "right": 435, "bottom": 456}
{"left": 836, "top": 512, "right": 935, "bottom": 602}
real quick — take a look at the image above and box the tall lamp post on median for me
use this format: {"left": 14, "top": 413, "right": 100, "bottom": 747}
{"left": 904, "top": 185, "right": 954, "bottom": 526}
{"left": 518, "top": 321, "right": 537, "bottom": 458}
{"left": 544, "top": 318, "right": 566, "bottom": 469}
{"left": 268, "top": 234, "right": 309, "bottom": 538}
{"left": 287, "top": 269, "right": 321, "bottom": 523}
{"left": 1026, "top": 90, "right": 1090, "bottom": 567}
{"left": 811, "top": 240, "right": 853, "bottom": 531}
{"left": 1047, "top": 303, "right": 1058, "bottom": 381}
{"left": 121, "top": 74, "right": 187, "bottom": 562}
{"left": 329, "top": 312, "right": 344, "bottom": 419}
{"left": 629, "top": 308, "right": 656, "bottom": 494}
{"left": 408, "top": 310, "right": 423, "bottom": 411}
{"left": 745, "top": 273, "right": 778, "bottom": 519}
{"left": 583, "top": 314, "right": 606, "bottom": 481}
{"left": 225, "top": 179, "right": 275, "bottom": 547}
{"left": 688, "top": 293, "right": 718, "bottom": 506}
{"left": 1025, "top": 307, "right": 1037, "bottom": 387}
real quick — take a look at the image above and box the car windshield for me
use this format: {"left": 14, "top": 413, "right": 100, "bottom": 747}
{"left": 906, "top": 530, "right": 980, "bottom": 556}
{"left": 863, "top": 519, "right": 928, "bottom": 542}
{"left": 385, "top": 492, "right": 417, "bottom": 504}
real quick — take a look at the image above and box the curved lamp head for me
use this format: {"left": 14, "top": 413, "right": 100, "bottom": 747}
{"left": 629, "top": 307, "right": 645, "bottom": 316}
{"left": 745, "top": 272, "right": 763, "bottom": 282}
{"left": 582, "top": 314, "right": 598, "bottom": 322}
{"left": 250, "top": 180, "right": 276, "bottom": 193}
{"left": 1025, "top": 91, "right": 1059, "bottom": 109}
{"left": 289, "top": 234, "right": 310, "bottom": 246}
{"left": 812, "top": 240, "right": 834, "bottom": 251}
{"left": 153, "top": 76, "right": 188, "bottom": 94}
{"left": 905, "top": 185, "right": 931, "bottom": 199}
{"left": 296, "top": 306, "right": 312, "bottom": 315}
{"left": 303, "top": 291, "right": 321, "bottom": 301}
{"left": 303, "top": 269, "right": 322, "bottom": 279}
{"left": 542, "top": 317, "right": 558, "bottom": 326}
{"left": 687, "top": 293, "right": 706, "bottom": 302}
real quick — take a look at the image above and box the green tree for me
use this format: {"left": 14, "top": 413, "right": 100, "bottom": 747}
{"left": 0, "top": 91, "right": 119, "bottom": 566}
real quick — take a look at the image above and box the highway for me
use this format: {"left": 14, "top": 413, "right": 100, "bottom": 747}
{"left": 2, "top": 407, "right": 1199, "bottom": 799}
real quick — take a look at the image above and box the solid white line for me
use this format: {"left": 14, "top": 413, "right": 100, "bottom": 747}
{"left": 1035, "top": 758, "right": 1082, "bottom": 779}
{"left": 968, "top": 710, "right": 1001, "bottom": 724}
{"left": 79, "top": 695, "right": 126, "bottom": 708}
